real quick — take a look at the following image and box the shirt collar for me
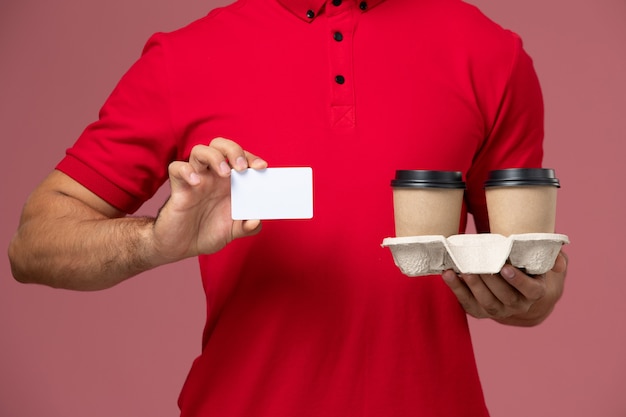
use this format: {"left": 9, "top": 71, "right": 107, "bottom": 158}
{"left": 277, "top": 0, "right": 387, "bottom": 23}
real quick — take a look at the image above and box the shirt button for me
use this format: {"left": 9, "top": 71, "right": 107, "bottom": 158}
{"left": 359, "top": 1, "right": 368, "bottom": 10}
{"left": 332, "top": 0, "right": 342, "bottom": 6}
{"left": 306, "top": 9, "right": 315, "bottom": 19}
{"left": 333, "top": 32, "right": 343, "bottom": 42}
{"left": 335, "top": 75, "right": 345, "bottom": 84}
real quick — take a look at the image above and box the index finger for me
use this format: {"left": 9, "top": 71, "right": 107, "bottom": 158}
{"left": 187, "top": 138, "right": 267, "bottom": 177}
{"left": 499, "top": 264, "right": 547, "bottom": 302}
{"left": 209, "top": 137, "right": 268, "bottom": 172}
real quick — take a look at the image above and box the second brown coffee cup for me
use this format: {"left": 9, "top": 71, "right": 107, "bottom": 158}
{"left": 391, "top": 170, "right": 466, "bottom": 237}
{"left": 484, "top": 168, "right": 560, "bottom": 236}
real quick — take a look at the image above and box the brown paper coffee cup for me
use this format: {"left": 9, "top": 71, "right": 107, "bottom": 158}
{"left": 484, "top": 168, "right": 560, "bottom": 236}
{"left": 391, "top": 170, "right": 465, "bottom": 237}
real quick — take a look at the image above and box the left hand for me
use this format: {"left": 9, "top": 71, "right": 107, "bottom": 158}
{"left": 442, "top": 251, "right": 568, "bottom": 326}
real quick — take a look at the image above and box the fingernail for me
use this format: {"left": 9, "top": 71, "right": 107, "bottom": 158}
{"left": 189, "top": 172, "right": 200, "bottom": 185}
{"left": 219, "top": 161, "right": 231, "bottom": 175}
{"left": 501, "top": 266, "right": 515, "bottom": 280}
{"left": 251, "top": 158, "right": 267, "bottom": 169}
{"left": 442, "top": 271, "right": 456, "bottom": 283}
{"left": 236, "top": 156, "right": 247, "bottom": 170}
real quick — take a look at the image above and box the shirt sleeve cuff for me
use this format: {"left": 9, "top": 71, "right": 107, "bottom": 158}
{"left": 56, "top": 155, "right": 143, "bottom": 214}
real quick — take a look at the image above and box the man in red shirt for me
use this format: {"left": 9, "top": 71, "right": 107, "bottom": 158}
{"left": 9, "top": 0, "right": 567, "bottom": 415}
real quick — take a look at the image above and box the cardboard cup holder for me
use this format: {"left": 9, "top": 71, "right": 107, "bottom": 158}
{"left": 381, "top": 233, "right": 569, "bottom": 276}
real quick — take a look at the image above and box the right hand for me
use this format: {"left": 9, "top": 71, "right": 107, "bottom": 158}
{"left": 150, "top": 138, "right": 268, "bottom": 264}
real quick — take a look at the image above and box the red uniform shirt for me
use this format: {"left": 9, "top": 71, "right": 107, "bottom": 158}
{"left": 57, "top": 0, "right": 544, "bottom": 415}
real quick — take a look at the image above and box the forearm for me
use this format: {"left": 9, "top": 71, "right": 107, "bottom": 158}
{"left": 10, "top": 215, "right": 160, "bottom": 290}
{"left": 8, "top": 189, "right": 167, "bottom": 291}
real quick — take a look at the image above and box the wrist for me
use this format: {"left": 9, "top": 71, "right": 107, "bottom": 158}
{"left": 140, "top": 215, "right": 196, "bottom": 268}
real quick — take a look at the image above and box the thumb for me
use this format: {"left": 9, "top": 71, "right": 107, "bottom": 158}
{"left": 232, "top": 219, "right": 263, "bottom": 240}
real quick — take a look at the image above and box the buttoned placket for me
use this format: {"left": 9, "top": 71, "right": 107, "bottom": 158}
{"left": 325, "top": 0, "right": 360, "bottom": 128}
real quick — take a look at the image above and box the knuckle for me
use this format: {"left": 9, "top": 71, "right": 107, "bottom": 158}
{"left": 460, "top": 301, "right": 485, "bottom": 319}
{"left": 167, "top": 161, "right": 185, "bottom": 175}
{"left": 209, "top": 137, "right": 227, "bottom": 146}
{"left": 459, "top": 299, "right": 473, "bottom": 312}
{"left": 530, "top": 288, "right": 546, "bottom": 303}
{"left": 502, "top": 291, "right": 522, "bottom": 308}
{"left": 483, "top": 303, "right": 502, "bottom": 318}
{"left": 190, "top": 143, "right": 208, "bottom": 156}
{"left": 527, "top": 281, "right": 547, "bottom": 302}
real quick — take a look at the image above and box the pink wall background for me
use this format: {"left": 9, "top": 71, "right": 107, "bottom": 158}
{"left": 1, "top": 1, "right": 624, "bottom": 416}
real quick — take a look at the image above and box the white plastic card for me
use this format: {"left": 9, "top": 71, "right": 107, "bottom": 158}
{"left": 230, "top": 167, "right": 313, "bottom": 220}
